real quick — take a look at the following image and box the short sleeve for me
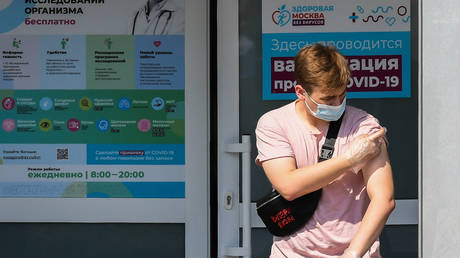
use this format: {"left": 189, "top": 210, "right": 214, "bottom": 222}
{"left": 255, "top": 113, "right": 294, "bottom": 166}
{"left": 353, "top": 115, "right": 384, "bottom": 138}
{"left": 349, "top": 113, "right": 388, "bottom": 173}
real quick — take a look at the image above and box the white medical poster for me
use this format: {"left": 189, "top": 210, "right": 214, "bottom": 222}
{"left": 0, "top": 0, "right": 186, "bottom": 199}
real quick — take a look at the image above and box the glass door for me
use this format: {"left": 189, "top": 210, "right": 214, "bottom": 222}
{"left": 217, "top": 0, "right": 419, "bottom": 257}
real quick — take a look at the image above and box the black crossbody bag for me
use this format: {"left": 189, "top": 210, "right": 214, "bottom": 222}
{"left": 256, "top": 115, "right": 343, "bottom": 237}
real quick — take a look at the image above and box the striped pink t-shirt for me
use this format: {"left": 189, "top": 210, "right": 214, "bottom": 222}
{"left": 255, "top": 101, "right": 384, "bottom": 258}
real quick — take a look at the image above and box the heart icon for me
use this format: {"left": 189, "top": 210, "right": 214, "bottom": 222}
{"left": 385, "top": 17, "right": 396, "bottom": 26}
{"left": 272, "top": 11, "right": 280, "bottom": 24}
{"left": 272, "top": 10, "right": 290, "bottom": 27}
{"left": 154, "top": 41, "right": 161, "bottom": 47}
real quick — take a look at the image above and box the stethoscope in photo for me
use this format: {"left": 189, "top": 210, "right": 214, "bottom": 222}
{"left": 132, "top": 7, "right": 173, "bottom": 35}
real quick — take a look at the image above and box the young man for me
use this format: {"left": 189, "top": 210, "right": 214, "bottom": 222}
{"left": 255, "top": 44, "right": 395, "bottom": 258}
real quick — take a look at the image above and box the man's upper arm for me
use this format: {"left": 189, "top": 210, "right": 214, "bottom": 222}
{"left": 255, "top": 113, "right": 294, "bottom": 165}
{"left": 255, "top": 112, "right": 297, "bottom": 190}
{"left": 362, "top": 143, "right": 394, "bottom": 200}
{"left": 348, "top": 112, "right": 388, "bottom": 174}
{"left": 261, "top": 157, "right": 297, "bottom": 190}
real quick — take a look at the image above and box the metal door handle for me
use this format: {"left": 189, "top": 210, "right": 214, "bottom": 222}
{"left": 224, "top": 135, "right": 252, "bottom": 257}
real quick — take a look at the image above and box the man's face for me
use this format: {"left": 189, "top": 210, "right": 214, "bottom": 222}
{"left": 305, "top": 86, "right": 346, "bottom": 112}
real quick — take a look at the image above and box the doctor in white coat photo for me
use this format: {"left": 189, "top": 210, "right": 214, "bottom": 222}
{"left": 131, "top": 0, "right": 185, "bottom": 35}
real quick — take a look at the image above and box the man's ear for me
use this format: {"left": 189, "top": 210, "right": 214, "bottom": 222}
{"left": 295, "top": 85, "right": 306, "bottom": 100}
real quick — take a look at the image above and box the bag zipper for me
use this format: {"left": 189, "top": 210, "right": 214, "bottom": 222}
{"left": 256, "top": 193, "right": 282, "bottom": 209}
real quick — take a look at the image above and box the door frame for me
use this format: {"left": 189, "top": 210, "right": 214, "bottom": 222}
{"left": 217, "top": 0, "right": 241, "bottom": 257}
{"left": 184, "top": 0, "right": 210, "bottom": 257}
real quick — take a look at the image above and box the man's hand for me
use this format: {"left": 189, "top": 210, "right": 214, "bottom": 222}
{"left": 339, "top": 248, "right": 360, "bottom": 258}
{"left": 342, "top": 127, "right": 386, "bottom": 167}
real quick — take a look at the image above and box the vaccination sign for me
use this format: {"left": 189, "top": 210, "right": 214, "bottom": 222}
{"left": 262, "top": 0, "right": 411, "bottom": 100}
{"left": 0, "top": 0, "right": 185, "bottom": 198}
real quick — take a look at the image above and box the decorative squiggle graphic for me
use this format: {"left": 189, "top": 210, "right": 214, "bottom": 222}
{"left": 371, "top": 6, "right": 393, "bottom": 14}
{"left": 398, "top": 6, "right": 408, "bottom": 16}
{"left": 385, "top": 17, "right": 396, "bottom": 26}
{"left": 362, "top": 15, "right": 384, "bottom": 23}
{"left": 402, "top": 16, "right": 411, "bottom": 23}
{"left": 356, "top": 5, "right": 365, "bottom": 14}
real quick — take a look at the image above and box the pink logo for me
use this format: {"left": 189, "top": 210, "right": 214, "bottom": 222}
{"left": 2, "top": 119, "right": 15, "bottom": 132}
{"left": 154, "top": 41, "right": 161, "bottom": 47}
{"left": 67, "top": 118, "right": 80, "bottom": 132}
{"left": 2, "top": 97, "right": 15, "bottom": 110}
{"left": 137, "top": 119, "right": 151, "bottom": 132}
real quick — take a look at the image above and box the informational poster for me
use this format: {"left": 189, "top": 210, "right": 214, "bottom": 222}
{"left": 262, "top": 0, "right": 411, "bottom": 100}
{"left": 0, "top": 0, "right": 185, "bottom": 198}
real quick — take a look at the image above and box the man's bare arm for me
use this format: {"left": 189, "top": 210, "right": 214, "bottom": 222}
{"left": 262, "top": 128, "right": 386, "bottom": 201}
{"left": 342, "top": 143, "right": 395, "bottom": 257}
{"left": 262, "top": 155, "right": 353, "bottom": 201}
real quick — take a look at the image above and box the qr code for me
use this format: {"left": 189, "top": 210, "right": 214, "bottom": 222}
{"left": 57, "top": 148, "right": 68, "bottom": 160}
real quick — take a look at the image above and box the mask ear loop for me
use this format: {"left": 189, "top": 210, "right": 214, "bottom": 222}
{"left": 303, "top": 92, "right": 318, "bottom": 116}
{"left": 305, "top": 91, "right": 321, "bottom": 106}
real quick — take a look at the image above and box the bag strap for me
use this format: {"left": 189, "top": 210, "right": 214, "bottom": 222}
{"left": 318, "top": 114, "right": 344, "bottom": 162}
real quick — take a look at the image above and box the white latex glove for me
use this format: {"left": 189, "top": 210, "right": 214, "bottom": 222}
{"left": 343, "top": 128, "right": 386, "bottom": 167}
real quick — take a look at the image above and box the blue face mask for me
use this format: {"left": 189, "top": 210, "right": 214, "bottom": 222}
{"left": 304, "top": 92, "right": 346, "bottom": 122}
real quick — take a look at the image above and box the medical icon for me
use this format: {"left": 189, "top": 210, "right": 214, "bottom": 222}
{"left": 79, "top": 97, "right": 92, "bottom": 111}
{"left": 67, "top": 118, "right": 80, "bottom": 132}
{"left": 118, "top": 97, "right": 131, "bottom": 111}
{"left": 39, "top": 97, "right": 53, "bottom": 111}
{"left": 61, "top": 37, "right": 69, "bottom": 49}
{"left": 12, "top": 37, "right": 22, "bottom": 48}
{"left": 2, "top": 119, "right": 15, "bottom": 132}
{"left": 137, "top": 118, "right": 151, "bottom": 132}
{"left": 39, "top": 118, "right": 52, "bottom": 132}
{"left": 97, "top": 119, "right": 110, "bottom": 132}
{"left": 104, "top": 37, "right": 112, "bottom": 49}
{"left": 151, "top": 97, "right": 165, "bottom": 110}
{"left": 2, "top": 97, "right": 15, "bottom": 110}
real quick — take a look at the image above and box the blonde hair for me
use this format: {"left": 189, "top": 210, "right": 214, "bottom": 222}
{"left": 294, "top": 44, "right": 350, "bottom": 93}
